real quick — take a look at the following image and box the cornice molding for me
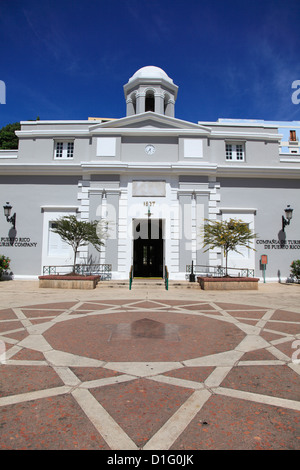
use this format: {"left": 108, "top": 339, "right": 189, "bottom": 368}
{"left": 15, "top": 127, "right": 280, "bottom": 141}
{"left": 216, "top": 164, "right": 300, "bottom": 178}
{"left": 41, "top": 205, "right": 79, "bottom": 212}
{"left": 219, "top": 207, "right": 257, "bottom": 214}
{"left": 211, "top": 130, "right": 282, "bottom": 141}
{"left": 0, "top": 161, "right": 299, "bottom": 178}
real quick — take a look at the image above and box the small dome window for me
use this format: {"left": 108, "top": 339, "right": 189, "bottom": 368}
{"left": 145, "top": 90, "right": 155, "bottom": 112}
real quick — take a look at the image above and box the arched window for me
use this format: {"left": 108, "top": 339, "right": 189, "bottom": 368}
{"left": 164, "top": 93, "right": 170, "bottom": 114}
{"left": 131, "top": 93, "right": 137, "bottom": 114}
{"left": 145, "top": 90, "right": 155, "bottom": 112}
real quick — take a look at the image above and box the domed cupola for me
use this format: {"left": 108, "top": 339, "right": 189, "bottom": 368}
{"left": 124, "top": 66, "right": 178, "bottom": 117}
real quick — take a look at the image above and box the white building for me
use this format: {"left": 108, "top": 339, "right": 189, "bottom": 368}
{"left": 1, "top": 66, "right": 299, "bottom": 282}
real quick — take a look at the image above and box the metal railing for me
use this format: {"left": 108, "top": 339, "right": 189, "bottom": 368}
{"left": 186, "top": 264, "right": 255, "bottom": 279}
{"left": 164, "top": 265, "right": 169, "bottom": 290}
{"left": 129, "top": 265, "right": 133, "bottom": 290}
{"left": 43, "top": 264, "right": 112, "bottom": 280}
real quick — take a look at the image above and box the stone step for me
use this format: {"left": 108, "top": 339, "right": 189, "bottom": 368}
{"left": 98, "top": 279, "right": 200, "bottom": 289}
{"left": 168, "top": 281, "right": 199, "bottom": 289}
{"left": 97, "top": 280, "right": 129, "bottom": 288}
{"left": 131, "top": 279, "right": 165, "bottom": 289}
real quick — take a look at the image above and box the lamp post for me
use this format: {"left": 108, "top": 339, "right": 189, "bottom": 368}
{"left": 3, "top": 202, "right": 16, "bottom": 229}
{"left": 282, "top": 205, "right": 293, "bottom": 232}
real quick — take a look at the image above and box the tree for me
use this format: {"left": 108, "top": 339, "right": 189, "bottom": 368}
{"left": 202, "top": 218, "right": 257, "bottom": 276}
{"left": 0, "top": 122, "right": 20, "bottom": 149}
{"left": 51, "top": 215, "right": 106, "bottom": 273}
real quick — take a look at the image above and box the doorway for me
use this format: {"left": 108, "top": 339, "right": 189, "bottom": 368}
{"left": 133, "top": 219, "right": 163, "bottom": 278}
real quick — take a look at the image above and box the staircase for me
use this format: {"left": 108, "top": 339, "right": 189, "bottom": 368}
{"left": 97, "top": 279, "right": 199, "bottom": 290}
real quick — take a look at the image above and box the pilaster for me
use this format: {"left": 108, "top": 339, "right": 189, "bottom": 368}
{"left": 105, "top": 189, "right": 120, "bottom": 270}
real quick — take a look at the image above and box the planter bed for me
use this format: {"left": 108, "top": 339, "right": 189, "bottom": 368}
{"left": 197, "top": 276, "right": 260, "bottom": 290}
{"left": 38, "top": 275, "right": 100, "bottom": 290}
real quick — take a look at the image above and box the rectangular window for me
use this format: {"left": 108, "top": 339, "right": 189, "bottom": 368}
{"left": 226, "top": 143, "right": 245, "bottom": 161}
{"left": 290, "top": 130, "right": 297, "bottom": 142}
{"left": 226, "top": 144, "right": 232, "bottom": 160}
{"left": 54, "top": 141, "right": 74, "bottom": 159}
{"left": 56, "top": 142, "right": 63, "bottom": 158}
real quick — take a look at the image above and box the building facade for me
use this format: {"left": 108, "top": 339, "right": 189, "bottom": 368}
{"left": 0, "top": 66, "right": 299, "bottom": 282}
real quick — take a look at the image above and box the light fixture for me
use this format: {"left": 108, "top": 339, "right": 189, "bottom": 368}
{"left": 282, "top": 205, "right": 293, "bottom": 231}
{"left": 3, "top": 202, "right": 16, "bottom": 229}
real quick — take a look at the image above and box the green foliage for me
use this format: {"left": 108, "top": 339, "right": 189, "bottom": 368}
{"left": 290, "top": 260, "right": 300, "bottom": 279}
{"left": 0, "top": 255, "right": 10, "bottom": 278}
{"left": 0, "top": 122, "right": 20, "bottom": 149}
{"left": 51, "top": 215, "right": 106, "bottom": 273}
{"left": 202, "top": 218, "right": 257, "bottom": 275}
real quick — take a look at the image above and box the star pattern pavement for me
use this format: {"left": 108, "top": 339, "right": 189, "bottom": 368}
{"left": 0, "top": 299, "right": 300, "bottom": 450}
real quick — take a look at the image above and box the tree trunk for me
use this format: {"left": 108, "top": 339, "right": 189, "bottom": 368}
{"left": 73, "top": 248, "right": 77, "bottom": 274}
{"left": 225, "top": 248, "right": 228, "bottom": 276}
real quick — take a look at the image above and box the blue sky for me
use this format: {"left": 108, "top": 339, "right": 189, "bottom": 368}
{"left": 1, "top": 0, "right": 300, "bottom": 128}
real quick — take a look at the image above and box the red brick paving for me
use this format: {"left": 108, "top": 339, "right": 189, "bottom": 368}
{"left": 11, "top": 348, "right": 46, "bottom": 361}
{"left": 171, "top": 395, "right": 300, "bottom": 450}
{"left": 221, "top": 365, "right": 300, "bottom": 401}
{"left": 22, "top": 309, "right": 66, "bottom": 318}
{"left": 264, "top": 321, "right": 300, "bottom": 335}
{"left": 164, "top": 366, "right": 215, "bottom": 383}
{"left": 226, "top": 310, "right": 267, "bottom": 319}
{"left": 69, "top": 366, "right": 122, "bottom": 382}
{"left": 90, "top": 378, "right": 193, "bottom": 449}
{"left": 0, "top": 395, "right": 110, "bottom": 450}
{"left": 0, "top": 365, "right": 64, "bottom": 397}
{"left": 240, "top": 349, "right": 279, "bottom": 361}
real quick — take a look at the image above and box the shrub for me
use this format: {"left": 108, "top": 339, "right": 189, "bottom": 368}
{"left": 290, "top": 260, "right": 300, "bottom": 279}
{"left": 0, "top": 255, "right": 10, "bottom": 278}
